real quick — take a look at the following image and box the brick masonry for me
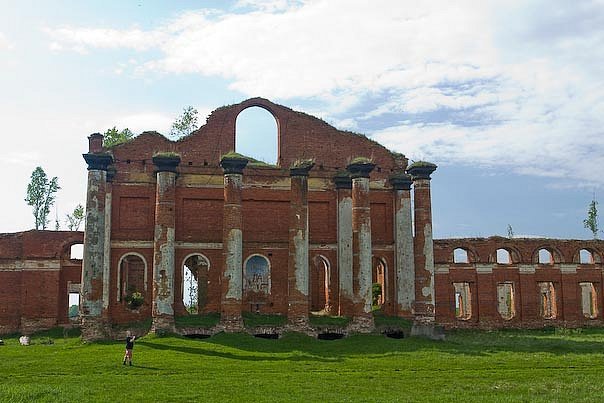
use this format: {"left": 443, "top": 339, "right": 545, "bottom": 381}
{"left": 2, "top": 98, "right": 604, "bottom": 335}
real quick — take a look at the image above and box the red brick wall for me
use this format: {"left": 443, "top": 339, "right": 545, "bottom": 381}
{"left": 434, "top": 237, "right": 604, "bottom": 329}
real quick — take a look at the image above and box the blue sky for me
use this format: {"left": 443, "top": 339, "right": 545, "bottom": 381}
{"left": 1, "top": 0, "right": 603, "bottom": 239}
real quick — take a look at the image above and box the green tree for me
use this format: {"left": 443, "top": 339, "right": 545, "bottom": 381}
{"left": 170, "top": 106, "right": 199, "bottom": 139}
{"left": 584, "top": 198, "right": 599, "bottom": 239}
{"left": 103, "top": 127, "right": 134, "bottom": 147}
{"left": 65, "top": 204, "right": 85, "bottom": 231}
{"left": 25, "top": 167, "right": 60, "bottom": 230}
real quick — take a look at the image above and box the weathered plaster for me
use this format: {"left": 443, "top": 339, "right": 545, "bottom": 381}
{"left": 338, "top": 196, "right": 353, "bottom": 299}
{"left": 102, "top": 191, "right": 111, "bottom": 310}
{"left": 294, "top": 229, "right": 309, "bottom": 295}
{"left": 395, "top": 192, "right": 415, "bottom": 311}
{"left": 422, "top": 223, "right": 435, "bottom": 305}
{"left": 225, "top": 228, "right": 243, "bottom": 300}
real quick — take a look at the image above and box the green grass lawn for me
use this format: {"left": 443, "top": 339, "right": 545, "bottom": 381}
{"left": 2, "top": 327, "right": 604, "bottom": 402}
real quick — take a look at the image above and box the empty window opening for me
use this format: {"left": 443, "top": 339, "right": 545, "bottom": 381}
{"left": 453, "top": 248, "right": 469, "bottom": 264}
{"left": 372, "top": 258, "right": 387, "bottom": 308}
{"left": 235, "top": 106, "right": 278, "bottom": 165}
{"left": 453, "top": 282, "right": 472, "bottom": 320}
{"left": 538, "top": 282, "right": 557, "bottom": 319}
{"left": 183, "top": 255, "right": 210, "bottom": 314}
{"left": 497, "top": 282, "right": 516, "bottom": 320}
{"left": 244, "top": 255, "right": 271, "bottom": 302}
{"left": 579, "top": 282, "right": 598, "bottom": 319}
{"left": 68, "top": 292, "right": 80, "bottom": 319}
{"left": 496, "top": 249, "right": 511, "bottom": 264}
{"left": 118, "top": 254, "right": 147, "bottom": 306}
{"left": 70, "top": 243, "right": 83, "bottom": 260}
{"left": 538, "top": 249, "right": 553, "bottom": 265}
{"left": 580, "top": 249, "right": 594, "bottom": 264}
{"left": 311, "top": 255, "right": 331, "bottom": 314}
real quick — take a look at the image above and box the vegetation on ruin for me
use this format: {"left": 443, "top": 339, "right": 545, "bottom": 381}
{"left": 102, "top": 127, "right": 135, "bottom": 148}
{"left": 170, "top": 106, "right": 199, "bottom": 140}
{"left": 290, "top": 158, "right": 315, "bottom": 170}
{"left": 348, "top": 156, "right": 373, "bottom": 165}
{"left": 152, "top": 151, "right": 181, "bottom": 159}
{"left": 221, "top": 151, "right": 276, "bottom": 167}
{"left": 308, "top": 314, "right": 351, "bottom": 327}
{"left": 407, "top": 160, "right": 437, "bottom": 170}
{"left": 2, "top": 327, "right": 604, "bottom": 402}
{"left": 584, "top": 197, "right": 600, "bottom": 239}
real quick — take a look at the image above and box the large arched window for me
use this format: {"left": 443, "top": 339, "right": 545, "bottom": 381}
{"left": 235, "top": 106, "right": 279, "bottom": 165}
{"left": 244, "top": 254, "right": 271, "bottom": 297}
{"left": 496, "top": 249, "right": 512, "bottom": 264}
{"left": 453, "top": 248, "right": 469, "bottom": 264}
{"left": 182, "top": 254, "right": 210, "bottom": 314}
{"left": 117, "top": 253, "right": 147, "bottom": 302}
{"left": 310, "top": 255, "right": 331, "bottom": 313}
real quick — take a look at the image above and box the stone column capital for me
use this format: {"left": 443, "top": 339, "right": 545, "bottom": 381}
{"left": 334, "top": 173, "right": 352, "bottom": 189}
{"left": 152, "top": 154, "right": 181, "bottom": 173}
{"left": 390, "top": 172, "right": 413, "bottom": 190}
{"left": 83, "top": 153, "right": 113, "bottom": 171}
{"left": 407, "top": 161, "right": 437, "bottom": 181}
{"left": 346, "top": 160, "right": 375, "bottom": 179}
{"left": 290, "top": 160, "right": 314, "bottom": 177}
{"left": 220, "top": 156, "right": 249, "bottom": 174}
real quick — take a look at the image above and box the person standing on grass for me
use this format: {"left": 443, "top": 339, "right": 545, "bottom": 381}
{"left": 123, "top": 330, "right": 136, "bottom": 366}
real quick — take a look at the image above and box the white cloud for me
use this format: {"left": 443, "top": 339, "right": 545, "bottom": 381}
{"left": 0, "top": 32, "right": 14, "bottom": 50}
{"left": 42, "top": 0, "right": 604, "bottom": 186}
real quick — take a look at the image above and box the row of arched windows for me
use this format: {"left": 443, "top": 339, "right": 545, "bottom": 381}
{"left": 453, "top": 281, "right": 599, "bottom": 321}
{"left": 452, "top": 247, "right": 600, "bottom": 265}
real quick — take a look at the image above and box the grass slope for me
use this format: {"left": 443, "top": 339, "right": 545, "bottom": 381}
{"left": 1, "top": 328, "right": 604, "bottom": 402}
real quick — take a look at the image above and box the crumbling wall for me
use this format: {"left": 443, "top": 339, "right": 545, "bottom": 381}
{"left": 0, "top": 231, "right": 83, "bottom": 334}
{"left": 434, "top": 237, "right": 604, "bottom": 329}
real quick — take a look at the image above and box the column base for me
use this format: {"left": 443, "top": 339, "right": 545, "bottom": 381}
{"left": 411, "top": 321, "right": 445, "bottom": 340}
{"left": 349, "top": 314, "right": 375, "bottom": 333}
{"left": 152, "top": 315, "right": 175, "bottom": 335}
{"left": 220, "top": 313, "right": 244, "bottom": 332}
{"left": 81, "top": 316, "right": 111, "bottom": 341}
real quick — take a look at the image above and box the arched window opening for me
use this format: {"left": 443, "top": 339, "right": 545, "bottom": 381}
{"left": 497, "top": 282, "right": 516, "bottom": 320}
{"left": 118, "top": 254, "right": 147, "bottom": 306}
{"left": 538, "top": 249, "right": 553, "bottom": 265}
{"left": 244, "top": 255, "right": 271, "bottom": 311}
{"left": 310, "top": 255, "right": 331, "bottom": 314}
{"left": 235, "top": 106, "right": 278, "bottom": 165}
{"left": 453, "top": 282, "right": 472, "bottom": 320}
{"left": 183, "top": 254, "right": 210, "bottom": 314}
{"left": 453, "top": 248, "right": 469, "bottom": 264}
{"left": 70, "top": 243, "right": 83, "bottom": 260}
{"left": 579, "top": 282, "right": 598, "bottom": 319}
{"left": 496, "top": 249, "right": 511, "bottom": 264}
{"left": 372, "top": 258, "right": 387, "bottom": 309}
{"left": 538, "top": 282, "right": 557, "bottom": 319}
{"left": 580, "top": 249, "right": 594, "bottom": 264}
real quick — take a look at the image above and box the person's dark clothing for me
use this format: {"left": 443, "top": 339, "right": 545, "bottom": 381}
{"left": 126, "top": 336, "right": 135, "bottom": 350}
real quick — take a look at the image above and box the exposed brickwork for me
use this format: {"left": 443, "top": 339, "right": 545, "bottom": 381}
{"left": 2, "top": 99, "right": 602, "bottom": 337}
{"left": 434, "top": 237, "right": 604, "bottom": 329}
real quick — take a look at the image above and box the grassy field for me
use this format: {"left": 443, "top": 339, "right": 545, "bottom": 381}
{"left": 1, "top": 327, "right": 604, "bottom": 402}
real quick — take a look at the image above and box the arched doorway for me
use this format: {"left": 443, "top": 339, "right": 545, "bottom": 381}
{"left": 182, "top": 254, "right": 210, "bottom": 314}
{"left": 372, "top": 257, "right": 387, "bottom": 309}
{"left": 117, "top": 253, "right": 148, "bottom": 308}
{"left": 310, "top": 255, "right": 331, "bottom": 313}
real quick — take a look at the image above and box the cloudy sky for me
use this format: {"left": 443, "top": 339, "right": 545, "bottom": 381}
{"left": 1, "top": 0, "right": 603, "bottom": 239}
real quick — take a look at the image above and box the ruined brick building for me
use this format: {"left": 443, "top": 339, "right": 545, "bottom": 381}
{"left": 1, "top": 98, "right": 603, "bottom": 338}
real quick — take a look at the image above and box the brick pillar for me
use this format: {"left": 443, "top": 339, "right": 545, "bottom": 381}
{"left": 347, "top": 160, "right": 375, "bottom": 331}
{"left": 288, "top": 162, "right": 314, "bottom": 327}
{"left": 81, "top": 133, "right": 113, "bottom": 341}
{"left": 407, "top": 162, "right": 438, "bottom": 334}
{"left": 151, "top": 155, "right": 180, "bottom": 333}
{"left": 220, "top": 156, "right": 248, "bottom": 331}
{"left": 335, "top": 174, "right": 353, "bottom": 317}
{"left": 390, "top": 173, "right": 414, "bottom": 316}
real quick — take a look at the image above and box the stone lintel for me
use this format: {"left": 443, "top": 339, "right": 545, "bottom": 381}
{"left": 518, "top": 264, "right": 536, "bottom": 274}
{"left": 83, "top": 153, "right": 113, "bottom": 171}
{"left": 346, "top": 161, "right": 376, "bottom": 179}
{"left": 152, "top": 155, "right": 181, "bottom": 173}
{"left": 560, "top": 264, "right": 577, "bottom": 274}
{"left": 220, "top": 156, "right": 249, "bottom": 174}
{"left": 407, "top": 161, "right": 437, "bottom": 180}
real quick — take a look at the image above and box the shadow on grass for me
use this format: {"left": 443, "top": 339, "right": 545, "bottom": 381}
{"left": 137, "top": 338, "right": 341, "bottom": 363}
{"left": 196, "top": 328, "right": 604, "bottom": 359}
